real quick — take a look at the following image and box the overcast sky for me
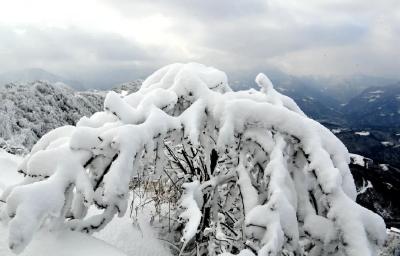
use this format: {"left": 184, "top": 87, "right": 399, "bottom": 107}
{"left": 0, "top": 0, "right": 399, "bottom": 87}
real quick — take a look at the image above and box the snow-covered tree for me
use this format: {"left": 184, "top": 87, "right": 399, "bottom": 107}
{"left": 0, "top": 63, "right": 386, "bottom": 256}
{"left": 0, "top": 81, "right": 104, "bottom": 153}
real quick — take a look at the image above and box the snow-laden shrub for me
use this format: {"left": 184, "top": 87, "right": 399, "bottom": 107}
{"left": 0, "top": 63, "right": 386, "bottom": 255}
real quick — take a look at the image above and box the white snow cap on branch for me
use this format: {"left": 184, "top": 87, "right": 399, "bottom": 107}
{"left": 0, "top": 63, "right": 386, "bottom": 256}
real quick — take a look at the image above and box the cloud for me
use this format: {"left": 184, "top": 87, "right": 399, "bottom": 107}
{"left": 0, "top": 0, "right": 399, "bottom": 88}
{"left": 0, "top": 25, "right": 168, "bottom": 87}
{"left": 98, "top": 0, "right": 400, "bottom": 78}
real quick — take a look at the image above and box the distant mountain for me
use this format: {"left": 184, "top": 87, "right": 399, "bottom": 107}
{"left": 230, "top": 70, "right": 397, "bottom": 103}
{"left": 112, "top": 80, "right": 142, "bottom": 95}
{"left": 0, "top": 68, "right": 85, "bottom": 90}
{"left": 303, "top": 75, "right": 398, "bottom": 103}
{"left": 343, "top": 84, "right": 400, "bottom": 128}
{"left": 230, "top": 73, "right": 346, "bottom": 124}
{"left": 273, "top": 80, "right": 345, "bottom": 125}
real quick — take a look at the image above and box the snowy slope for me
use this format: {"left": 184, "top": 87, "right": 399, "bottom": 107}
{"left": 0, "top": 80, "right": 143, "bottom": 154}
{"left": 0, "top": 81, "right": 105, "bottom": 153}
{"left": 343, "top": 84, "right": 400, "bottom": 128}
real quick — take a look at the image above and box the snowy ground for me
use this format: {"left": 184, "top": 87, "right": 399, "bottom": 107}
{"left": 0, "top": 150, "right": 171, "bottom": 256}
{"left": 0, "top": 151, "right": 23, "bottom": 191}
{"left": 0, "top": 225, "right": 127, "bottom": 256}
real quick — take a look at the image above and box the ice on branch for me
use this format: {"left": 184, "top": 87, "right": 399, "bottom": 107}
{"left": 0, "top": 63, "right": 386, "bottom": 256}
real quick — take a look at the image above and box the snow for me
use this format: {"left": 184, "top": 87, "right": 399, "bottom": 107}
{"left": 350, "top": 153, "right": 370, "bottom": 167}
{"left": 379, "top": 229, "right": 400, "bottom": 256}
{"left": 255, "top": 73, "right": 305, "bottom": 115}
{"left": 389, "top": 227, "right": 400, "bottom": 234}
{"left": 381, "top": 141, "right": 393, "bottom": 147}
{"left": 355, "top": 131, "right": 370, "bottom": 136}
{"left": 0, "top": 150, "right": 123, "bottom": 256}
{"left": 0, "top": 150, "right": 23, "bottom": 192}
{"left": 303, "top": 214, "right": 337, "bottom": 249}
{"left": 5, "top": 147, "right": 93, "bottom": 253}
{"left": 0, "top": 150, "right": 171, "bottom": 256}
{"left": 236, "top": 162, "right": 258, "bottom": 214}
{"left": 357, "top": 179, "right": 373, "bottom": 195}
{"left": 364, "top": 91, "right": 382, "bottom": 103}
{"left": 93, "top": 209, "right": 171, "bottom": 256}
{"left": 379, "top": 164, "right": 389, "bottom": 171}
{"left": 178, "top": 180, "right": 202, "bottom": 245}
{"left": 0, "top": 225, "right": 127, "bottom": 256}
{"left": 369, "top": 90, "right": 384, "bottom": 94}
{"left": 0, "top": 63, "right": 386, "bottom": 256}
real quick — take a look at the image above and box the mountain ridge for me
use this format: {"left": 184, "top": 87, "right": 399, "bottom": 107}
{"left": 0, "top": 68, "right": 85, "bottom": 90}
